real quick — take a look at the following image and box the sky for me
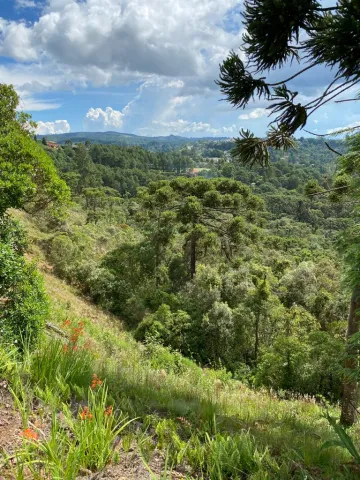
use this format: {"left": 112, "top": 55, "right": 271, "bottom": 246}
{"left": 0, "top": 0, "right": 358, "bottom": 137}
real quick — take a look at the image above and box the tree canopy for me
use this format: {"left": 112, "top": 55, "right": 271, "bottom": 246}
{"left": 217, "top": 0, "right": 360, "bottom": 166}
{"left": 0, "top": 84, "right": 70, "bottom": 216}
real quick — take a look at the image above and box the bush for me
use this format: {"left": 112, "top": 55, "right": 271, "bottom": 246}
{"left": 135, "top": 304, "right": 192, "bottom": 354}
{"left": 255, "top": 332, "right": 344, "bottom": 399}
{"left": 0, "top": 241, "right": 49, "bottom": 349}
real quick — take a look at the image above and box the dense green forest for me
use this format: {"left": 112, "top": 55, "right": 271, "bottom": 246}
{"left": 43, "top": 131, "right": 229, "bottom": 151}
{"left": 2, "top": 83, "right": 360, "bottom": 479}
{"left": 2, "top": 0, "right": 360, "bottom": 477}
{"left": 35, "top": 135, "right": 351, "bottom": 402}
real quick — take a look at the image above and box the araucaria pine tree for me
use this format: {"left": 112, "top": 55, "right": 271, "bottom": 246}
{"left": 217, "top": 0, "right": 360, "bottom": 426}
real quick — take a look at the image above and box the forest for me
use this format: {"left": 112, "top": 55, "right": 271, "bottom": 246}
{"left": 2, "top": 0, "right": 360, "bottom": 478}
{"left": 36, "top": 132, "right": 350, "bottom": 402}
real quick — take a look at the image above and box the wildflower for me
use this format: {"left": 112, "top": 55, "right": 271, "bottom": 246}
{"left": 104, "top": 405, "right": 113, "bottom": 416}
{"left": 80, "top": 406, "right": 93, "bottom": 420}
{"left": 91, "top": 374, "right": 103, "bottom": 389}
{"left": 63, "top": 344, "right": 69, "bottom": 352}
{"left": 20, "top": 428, "right": 39, "bottom": 441}
{"left": 78, "top": 321, "right": 85, "bottom": 328}
{"left": 69, "top": 325, "right": 85, "bottom": 346}
{"left": 176, "top": 417, "right": 191, "bottom": 427}
{"left": 61, "top": 319, "right": 71, "bottom": 329}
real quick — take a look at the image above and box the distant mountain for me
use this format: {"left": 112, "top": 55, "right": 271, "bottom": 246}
{"left": 44, "top": 131, "right": 230, "bottom": 151}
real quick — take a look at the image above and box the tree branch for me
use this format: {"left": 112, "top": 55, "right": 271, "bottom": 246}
{"left": 267, "top": 61, "right": 318, "bottom": 87}
{"left": 325, "top": 142, "right": 343, "bottom": 156}
{"left": 304, "top": 75, "right": 346, "bottom": 108}
{"left": 316, "top": 6, "right": 339, "bottom": 12}
{"left": 335, "top": 98, "right": 360, "bottom": 104}
{"left": 308, "top": 81, "right": 360, "bottom": 117}
{"left": 309, "top": 185, "right": 349, "bottom": 197}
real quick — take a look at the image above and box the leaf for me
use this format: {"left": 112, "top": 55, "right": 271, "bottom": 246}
{"left": 216, "top": 51, "right": 271, "bottom": 108}
{"left": 231, "top": 129, "right": 270, "bottom": 168}
{"left": 321, "top": 439, "right": 346, "bottom": 450}
{"left": 323, "top": 412, "right": 360, "bottom": 464}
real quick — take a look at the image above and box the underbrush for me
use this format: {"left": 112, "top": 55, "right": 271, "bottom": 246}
{"left": 1, "top": 309, "right": 359, "bottom": 479}
{"left": 0, "top": 239, "right": 358, "bottom": 478}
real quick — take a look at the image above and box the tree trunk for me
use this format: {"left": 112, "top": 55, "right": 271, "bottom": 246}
{"left": 254, "top": 313, "right": 260, "bottom": 365}
{"left": 340, "top": 286, "right": 360, "bottom": 426}
{"left": 190, "top": 235, "right": 196, "bottom": 278}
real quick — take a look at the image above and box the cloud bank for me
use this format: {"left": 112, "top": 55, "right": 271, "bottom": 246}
{"left": 36, "top": 120, "right": 71, "bottom": 135}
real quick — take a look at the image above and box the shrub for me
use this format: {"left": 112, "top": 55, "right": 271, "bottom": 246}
{"left": 0, "top": 242, "right": 48, "bottom": 349}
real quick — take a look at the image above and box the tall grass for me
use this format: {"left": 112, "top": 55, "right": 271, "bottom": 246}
{"left": 0, "top": 309, "right": 358, "bottom": 479}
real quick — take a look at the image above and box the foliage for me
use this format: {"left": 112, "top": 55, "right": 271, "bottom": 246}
{"left": 0, "top": 84, "right": 70, "bottom": 216}
{"left": 322, "top": 412, "right": 360, "bottom": 464}
{"left": 35, "top": 143, "right": 349, "bottom": 397}
{"left": 217, "top": 0, "right": 360, "bottom": 166}
{"left": 0, "top": 221, "right": 49, "bottom": 349}
{"left": 0, "top": 83, "right": 70, "bottom": 348}
{"left": 1, "top": 287, "right": 357, "bottom": 480}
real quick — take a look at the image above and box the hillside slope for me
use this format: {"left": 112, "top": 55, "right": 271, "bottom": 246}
{"left": 1, "top": 212, "right": 360, "bottom": 479}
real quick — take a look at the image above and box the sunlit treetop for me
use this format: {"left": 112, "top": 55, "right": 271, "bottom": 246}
{"left": 0, "top": 84, "right": 70, "bottom": 216}
{"left": 217, "top": 0, "right": 360, "bottom": 167}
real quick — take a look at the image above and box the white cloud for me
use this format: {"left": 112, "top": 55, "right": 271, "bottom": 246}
{"left": 239, "top": 108, "right": 268, "bottom": 120}
{"left": 36, "top": 120, "right": 71, "bottom": 135}
{"left": 83, "top": 107, "right": 125, "bottom": 131}
{"left": 165, "top": 80, "right": 185, "bottom": 89}
{"left": 20, "top": 97, "right": 61, "bottom": 111}
{"left": 0, "top": 21, "right": 38, "bottom": 61}
{"left": 151, "top": 119, "right": 236, "bottom": 136}
{"left": 0, "top": 0, "right": 242, "bottom": 80}
{"left": 15, "top": 0, "right": 40, "bottom": 8}
{"left": 0, "top": 0, "right": 357, "bottom": 136}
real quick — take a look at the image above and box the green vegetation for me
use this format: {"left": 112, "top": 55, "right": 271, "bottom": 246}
{"left": 218, "top": 0, "right": 360, "bottom": 427}
{"left": 1, "top": 20, "right": 360, "bottom": 472}
{"left": 0, "top": 84, "right": 69, "bottom": 349}
{"left": 33, "top": 139, "right": 350, "bottom": 405}
{"left": 45, "top": 131, "right": 228, "bottom": 151}
{"left": 1, "top": 268, "right": 359, "bottom": 479}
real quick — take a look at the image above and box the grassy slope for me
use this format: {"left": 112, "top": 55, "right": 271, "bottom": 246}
{"left": 2, "top": 211, "right": 360, "bottom": 479}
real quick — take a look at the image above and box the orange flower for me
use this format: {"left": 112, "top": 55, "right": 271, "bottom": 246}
{"left": 91, "top": 374, "right": 103, "bottom": 389}
{"left": 104, "top": 405, "right": 113, "bottom": 416}
{"left": 63, "top": 344, "right": 69, "bottom": 352}
{"left": 176, "top": 417, "right": 192, "bottom": 427}
{"left": 61, "top": 319, "right": 71, "bottom": 329}
{"left": 78, "top": 321, "right": 85, "bottom": 328}
{"left": 80, "top": 406, "right": 93, "bottom": 420}
{"left": 20, "top": 428, "right": 39, "bottom": 441}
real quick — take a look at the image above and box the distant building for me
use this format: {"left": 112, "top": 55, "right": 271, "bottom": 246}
{"left": 188, "top": 168, "right": 201, "bottom": 177}
{"left": 46, "top": 141, "right": 59, "bottom": 149}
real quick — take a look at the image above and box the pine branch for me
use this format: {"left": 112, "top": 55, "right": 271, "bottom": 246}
{"left": 325, "top": 142, "right": 343, "bottom": 156}
{"left": 268, "top": 61, "right": 318, "bottom": 87}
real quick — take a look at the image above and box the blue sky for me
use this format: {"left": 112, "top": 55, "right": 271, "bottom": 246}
{"left": 0, "top": 0, "right": 358, "bottom": 137}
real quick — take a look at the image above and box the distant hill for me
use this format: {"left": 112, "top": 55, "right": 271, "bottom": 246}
{"left": 44, "top": 131, "right": 230, "bottom": 151}
{"left": 44, "top": 131, "right": 346, "bottom": 160}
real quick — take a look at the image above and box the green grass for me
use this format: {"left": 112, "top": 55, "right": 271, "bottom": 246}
{"left": 1, "top": 310, "right": 360, "bottom": 478}
{"left": 1, "top": 215, "right": 360, "bottom": 478}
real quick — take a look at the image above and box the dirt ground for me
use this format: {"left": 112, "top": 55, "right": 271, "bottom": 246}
{"left": 82, "top": 447, "right": 189, "bottom": 479}
{"left": 0, "top": 380, "right": 22, "bottom": 456}
{"left": 0, "top": 380, "right": 23, "bottom": 479}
